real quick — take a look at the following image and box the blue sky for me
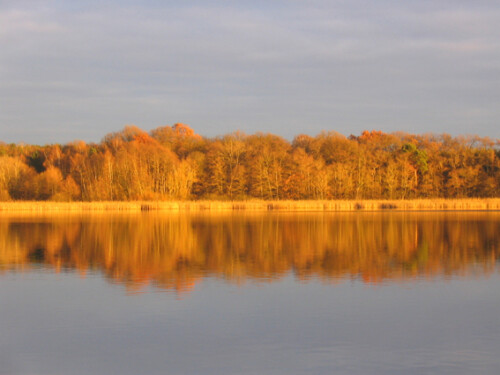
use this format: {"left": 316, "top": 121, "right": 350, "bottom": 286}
{"left": 1, "top": 0, "right": 499, "bottom": 144}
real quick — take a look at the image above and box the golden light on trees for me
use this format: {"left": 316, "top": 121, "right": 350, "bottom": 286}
{"left": 0, "top": 124, "right": 498, "bottom": 201}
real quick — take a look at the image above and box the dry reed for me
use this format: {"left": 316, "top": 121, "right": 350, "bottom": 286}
{"left": 1, "top": 199, "right": 500, "bottom": 212}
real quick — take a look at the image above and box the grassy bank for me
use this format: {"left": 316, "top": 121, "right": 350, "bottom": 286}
{"left": 1, "top": 199, "right": 500, "bottom": 212}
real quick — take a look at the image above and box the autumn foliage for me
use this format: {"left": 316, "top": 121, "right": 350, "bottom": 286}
{"left": 0, "top": 125, "right": 499, "bottom": 201}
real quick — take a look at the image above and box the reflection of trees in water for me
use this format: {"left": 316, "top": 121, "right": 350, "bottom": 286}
{"left": 0, "top": 213, "right": 499, "bottom": 294}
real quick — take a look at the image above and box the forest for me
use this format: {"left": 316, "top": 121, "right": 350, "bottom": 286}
{"left": 0, "top": 123, "right": 499, "bottom": 201}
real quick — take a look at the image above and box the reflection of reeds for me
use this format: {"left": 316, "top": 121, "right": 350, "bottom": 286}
{"left": 1, "top": 199, "right": 500, "bottom": 212}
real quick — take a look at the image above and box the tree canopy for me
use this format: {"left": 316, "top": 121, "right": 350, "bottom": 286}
{"left": 0, "top": 124, "right": 499, "bottom": 201}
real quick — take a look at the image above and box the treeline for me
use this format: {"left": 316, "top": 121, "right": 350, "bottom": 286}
{"left": 0, "top": 123, "right": 499, "bottom": 201}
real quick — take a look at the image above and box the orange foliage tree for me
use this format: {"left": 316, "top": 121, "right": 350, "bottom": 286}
{"left": 0, "top": 125, "right": 499, "bottom": 201}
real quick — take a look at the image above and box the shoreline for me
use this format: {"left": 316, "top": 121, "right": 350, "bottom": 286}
{"left": 1, "top": 199, "right": 500, "bottom": 212}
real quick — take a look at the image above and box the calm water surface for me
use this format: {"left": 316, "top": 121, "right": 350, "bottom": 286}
{"left": 0, "top": 212, "right": 499, "bottom": 375}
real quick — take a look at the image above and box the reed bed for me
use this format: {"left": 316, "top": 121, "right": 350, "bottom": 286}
{"left": 1, "top": 199, "right": 500, "bottom": 212}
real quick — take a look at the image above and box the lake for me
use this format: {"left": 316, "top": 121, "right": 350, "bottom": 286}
{"left": 1, "top": 212, "right": 499, "bottom": 375}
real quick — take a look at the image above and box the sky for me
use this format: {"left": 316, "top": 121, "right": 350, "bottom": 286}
{"left": 1, "top": 0, "right": 500, "bottom": 145}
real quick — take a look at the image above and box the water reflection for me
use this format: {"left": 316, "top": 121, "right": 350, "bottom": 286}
{"left": 0, "top": 212, "right": 499, "bottom": 293}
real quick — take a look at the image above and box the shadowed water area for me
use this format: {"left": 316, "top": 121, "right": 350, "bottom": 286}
{"left": 1, "top": 212, "right": 499, "bottom": 374}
